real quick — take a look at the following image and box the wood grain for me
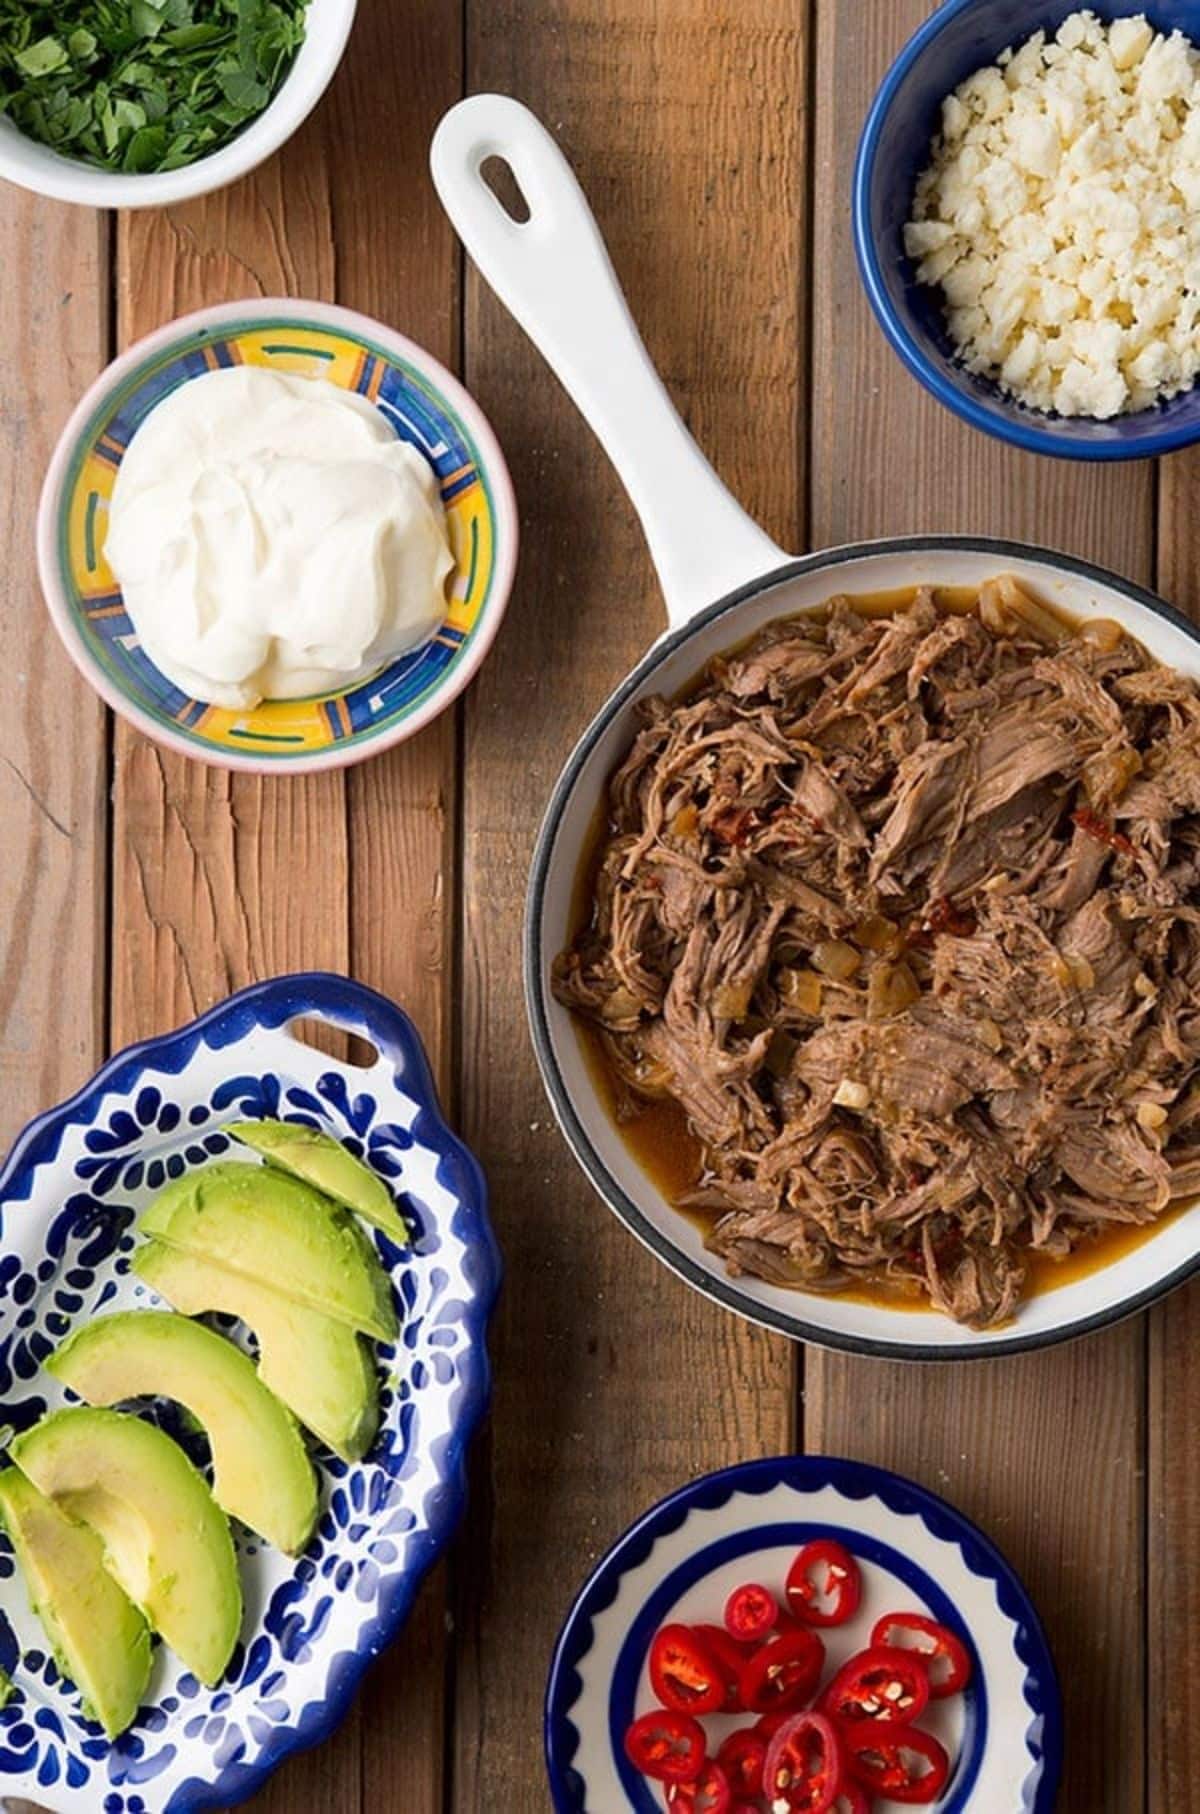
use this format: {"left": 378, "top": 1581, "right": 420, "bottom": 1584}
{"left": 1149, "top": 450, "right": 1200, "bottom": 1811}
{"left": 0, "top": 197, "right": 108, "bottom": 1150}
{"left": 454, "top": 1, "right": 806, "bottom": 1802}
{"left": 809, "top": 6, "right": 1153, "bottom": 1809}
{"left": 110, "top": 4, "right": 465, "bottom": 1805}
{"left": 6, "top": 1, "right": 1196, "bottom": 1807}
{"left": 335, "top": 3, "right": 463, "bottom": 1810}
{"left": 0, "top": 192, "right": 108, "bottom": 1814}
{"left": 112, "top": 86, "right": 355, "bottom": 1814}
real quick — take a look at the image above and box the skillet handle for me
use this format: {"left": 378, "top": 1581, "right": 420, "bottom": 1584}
{"left": 430, "top": 94, "right": 788, "bottom": 630}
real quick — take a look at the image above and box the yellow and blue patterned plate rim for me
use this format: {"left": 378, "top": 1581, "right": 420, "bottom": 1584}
{"left": 55, "top": 314, "right": 506, "bottom": 762}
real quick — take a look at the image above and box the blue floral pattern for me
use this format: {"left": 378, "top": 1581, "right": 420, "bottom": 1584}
{"left": 0, "top": 975, "right": 499, "bottom": 1811}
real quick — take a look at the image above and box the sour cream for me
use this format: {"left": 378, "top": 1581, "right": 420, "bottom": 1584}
{"left": 104, "top": 366, "right": 455, "bottom": 709}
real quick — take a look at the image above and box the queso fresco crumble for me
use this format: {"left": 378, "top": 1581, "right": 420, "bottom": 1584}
{"left": 905, "top": 11, "right": 1200, "bottom": 419}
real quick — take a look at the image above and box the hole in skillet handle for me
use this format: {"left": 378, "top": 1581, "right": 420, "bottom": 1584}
{"left": 480, "top": 153, "right": 531, "bottom": 224}
{"left": 285, "top": 1016, "right": 380, "bottom": 1070}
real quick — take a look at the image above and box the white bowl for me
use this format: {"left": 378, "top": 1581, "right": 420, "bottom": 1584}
{"left": 546, "top": 1456, "right": 1062, "bottom": 1813}
{"left": 0, "top": 0, "right": 356, "bottom": 209}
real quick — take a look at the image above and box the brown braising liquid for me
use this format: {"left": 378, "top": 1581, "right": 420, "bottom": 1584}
{"left": 567, "top": 583, "right": 1191, "bottom": 1314}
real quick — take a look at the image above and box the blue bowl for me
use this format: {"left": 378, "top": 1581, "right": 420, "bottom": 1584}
{"left": 854, "top": 0, "right": 1200, "bottom": 460}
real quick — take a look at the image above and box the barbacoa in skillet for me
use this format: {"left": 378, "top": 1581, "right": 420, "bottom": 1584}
{"left": 554, "top": 577, "right": 1200, "bottom": 1327}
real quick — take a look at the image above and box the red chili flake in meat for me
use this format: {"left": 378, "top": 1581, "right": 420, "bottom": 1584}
{"left": 904, "top": 897, "right": 976, "bottom": 947}
{"left": 1071, "top": 808, "right": 1134, "bottom": 856}
{"left": 925, "top": 896, "right": 977, "bottom": 937}
{"left": 711, "top": 806, "right": 758, "bottom": 846}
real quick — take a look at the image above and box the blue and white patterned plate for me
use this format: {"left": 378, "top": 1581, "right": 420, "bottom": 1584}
{"left": 0, "top": 973, "right": 499, "bottom": 1812}
{"left": 546, "top": 1455, "right": 1061, "bottom": 1813}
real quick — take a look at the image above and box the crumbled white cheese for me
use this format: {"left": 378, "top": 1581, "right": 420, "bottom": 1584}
{"left": 905, "top": 11, "right": 1200, "bottom": 417}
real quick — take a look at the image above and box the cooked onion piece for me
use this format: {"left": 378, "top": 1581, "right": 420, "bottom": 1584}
{"left": 555, "top": 582, "right": 1200, "bottom": 1327}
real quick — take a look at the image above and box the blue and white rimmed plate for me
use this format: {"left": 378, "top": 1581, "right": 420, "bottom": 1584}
{"left": 0, "top": 973, "right": 499, "bottom": 1812}
{"left": 545, "top": 1455, "right": 1061, "bottom": 1812}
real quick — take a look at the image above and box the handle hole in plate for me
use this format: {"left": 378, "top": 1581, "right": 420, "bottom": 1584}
{"left": 481, "top": 155, "right": 531, "bottom": 224}
{"left": 287, "top": 1018, "right": 380, "bottom": 1070}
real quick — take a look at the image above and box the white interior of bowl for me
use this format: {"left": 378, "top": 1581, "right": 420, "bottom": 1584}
{"left": 36, "top": 296, "right": 518, "bottom": 776}
{"left": 565, "top": 1475, "right": 1044, "bottom": 1812}
{"left": 533, "top": 543, "right": 1200, "bottom": 1353}
{"left": 0, "top": 0, "right": 356, "bottom": 208}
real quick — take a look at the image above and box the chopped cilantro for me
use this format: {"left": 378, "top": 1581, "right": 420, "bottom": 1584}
{"left": 0, "top": 0, "right": 309, "bottom": 174}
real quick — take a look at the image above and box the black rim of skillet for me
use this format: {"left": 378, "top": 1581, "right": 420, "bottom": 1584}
{"left": 524, "top": 533, "right": 1200, "bottom": 1362}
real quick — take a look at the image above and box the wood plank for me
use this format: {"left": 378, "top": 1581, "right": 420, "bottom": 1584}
{"left": 336, "top": 2, "right": 464, "bottom": 1809}
{"left": 809, "top": 6, "right": 1153, "bottom": 1811}
{"left": 113, "top": 96, "right": 355, "bottom": 1814}
{"left": 1148, "top": 451, "right": 1200, "bottom": 1810}
{"left": 455, "top": 1, "right": 807, "bottom": 1801}
{"left": 112, "top": 6, "right": 464, "bottom": 1805}
{"left": 0, "top": 193, "right": 106, "bottom": 1814}
{"left": 0, "top": 197, "right": 108, "bottom": 1150}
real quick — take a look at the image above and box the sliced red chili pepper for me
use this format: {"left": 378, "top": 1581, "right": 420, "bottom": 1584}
{"left": 869, "top": 1610, "right": 972, "bottom": 1698}
{"left": 763, "top": 1710, "right": 845, "bottom": 1814}
{"left": 819, "top": 1644, "right": 930, "bottom": 1725}
{"left": 624, "top": 1708, "right": 707, "bottom": 1784}
{"left": 785, "top": 1539, "right": 861, "bottom": 1627}
{"left": 830, "top": 1786, "right": 870, "bottom": 1814}
{"left": 695, "top": 1623, "right": 751, "bottom": 1706}
{"left": 840, "top": 1718, "right": 949, "bottom": 1805}
{"left": 725, "top": 1581, "right": 782, "bottom": 1644}
{"left": 737, "top": 1627, "right": 825, "bottom": 1714}
{"left": 716, "top": 1726, "right": 767, "bottom": 1797}
{"left": 730, "top": 1804, "right": 764, "bottom": 1814}
{"left": 665, "top": 1759, "right": 733, "bottom": 1813}
{"left": 650, "top": 1623, "right": 728, "bottom": 1715}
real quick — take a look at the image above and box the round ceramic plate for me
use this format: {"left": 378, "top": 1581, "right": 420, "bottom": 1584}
{"left": 0, "top": 974, "right": 499, "bottom": 1811}
{"left": 545, "top": 1455, "right": 1061, "bottom": 1812}
{"left": 37, "top": 299, "right": 518, "bottom": 772}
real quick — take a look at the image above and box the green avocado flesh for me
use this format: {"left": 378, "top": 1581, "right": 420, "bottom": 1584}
{"left": 140, "top": 1160, "right": 398, "bottom": 1343}
{"left": 0, "top": 1467, "right": 150, "bottom": 1737}
{"left": 11, "top": 1407, "right": 241, "bottom": 1687}
{"left": 132, "top": 1243, "right": 379, "bottom": 1462}
{"left": 48, "top": 1312, "right": 318, "bottom": 1555}
{"left": 228, "top": 1120, "right": 409, "bottom": 1245}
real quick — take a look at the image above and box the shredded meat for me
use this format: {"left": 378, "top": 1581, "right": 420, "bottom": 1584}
{"left": 554, "top": 580, "right": 1200, "bottom": 1328}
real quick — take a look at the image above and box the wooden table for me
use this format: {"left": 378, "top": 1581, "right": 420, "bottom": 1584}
{"left": 1, "top": 1, "right": 1196, "bottom": 1808}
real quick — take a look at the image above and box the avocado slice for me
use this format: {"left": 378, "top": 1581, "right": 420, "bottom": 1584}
{"left": 11, "top": 1407, "right": 241, "bottom": 1687}
{"left": 132, "top": 1242, "right": 379, "bottom": 1461}
{"left": 48, "top": 1312, "right": 318, "bottom": 1555}
{"left": 0, "top": 1467, "right": 150, "bottom": 1737}
{"left": 227, "top": 1120, "right": 409, "bottom": 1245}
{"left": 140, "top": 1160, "right": 398, "bottom": 1343}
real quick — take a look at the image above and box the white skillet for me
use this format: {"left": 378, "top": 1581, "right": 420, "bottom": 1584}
{"left": 431, "top": 95, "right": 1200, "bottom": 1359}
